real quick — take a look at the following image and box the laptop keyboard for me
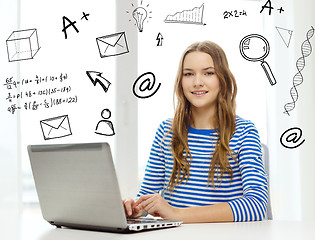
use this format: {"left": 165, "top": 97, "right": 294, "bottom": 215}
{"left": 127, "top": 218, "right": 165, "bottom": 224}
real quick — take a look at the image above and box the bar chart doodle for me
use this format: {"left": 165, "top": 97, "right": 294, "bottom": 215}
{"left": 284, "top": 26, "right": 314, "bottom": 116}
{"left": 164, "top": 4, "right": 205, "bottom": 25}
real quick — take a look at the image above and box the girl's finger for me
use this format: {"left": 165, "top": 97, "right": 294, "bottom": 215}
{"left": 138, "top": 195, "right": 156, "bottom": 209}
{"left": 135, "top": 194, "right": 152, "bottom": 205}
{"left": 124, "top": 199, "right": 134, "bottom": 216}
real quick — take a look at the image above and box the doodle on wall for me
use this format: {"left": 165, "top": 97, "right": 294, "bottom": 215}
{"left": 95, "top": 109, "right": 115, "bottom": 136}
{"left": 133, "top": 72, "right": 161, "bottom": 99}
{"left": 260, "top": 0, "right": 284, "bottom": 15}
{"left": 156, "top": 33, "right": 163, "bottom": 46}
{"left": 61, "top": 12, "right": 90, "bottom": 39}
{"left": 276, "top": 26, "right": 293, "bottom": 48}
{"left": 3, "top": 73, "right": 77, "bottom": 115}
{"left": 223, "top": 9, "right": 247, "bottom": 20}
{"left": 126, "top": 1, "right": 152, "bottom": 32}
{"left": 96, "top": 32, "right": 129, "bottom": 58}
{"left": 280, "top": 127, "right": 305, "bottom": 149}
{"left": 164, "top": 3, "right": 205, "bottom": 25}
{"left": 86, "top": 71, "right": 111, "bottom": 93}
{"left": 6, "top": 29, "right": 40, "bottom": 62}
{"left": 40, "top": 115, "right": 72, "bottom": 140}
{"left": 239, "top": 34, "right": 277, "bottom": 86}
{"left": 283, "top": 26, "right": 314, "bottom": 116}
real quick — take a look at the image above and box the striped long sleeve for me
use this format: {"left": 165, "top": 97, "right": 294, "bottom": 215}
{"left": 137, "top": 116, "right": 268, "bottom": 221}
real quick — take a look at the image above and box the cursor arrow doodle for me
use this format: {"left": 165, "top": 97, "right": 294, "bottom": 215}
{"left": 156, "top": 32, "right": 163, "bottom": 46}
{"left": 86, "top": 71, "right": 111, "bottom": 93}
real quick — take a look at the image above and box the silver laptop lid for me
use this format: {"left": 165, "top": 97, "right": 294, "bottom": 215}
{"left": 27, "top": 142, "right": 128, "bottom": 230}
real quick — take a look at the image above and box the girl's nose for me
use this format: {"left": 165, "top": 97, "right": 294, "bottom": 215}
{"left": 194, "top": 74, "right": 204, "bottom": 87}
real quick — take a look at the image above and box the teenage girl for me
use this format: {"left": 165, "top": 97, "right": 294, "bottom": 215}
{"left": 124, "top": 41, "right": 268, "bottom": 223}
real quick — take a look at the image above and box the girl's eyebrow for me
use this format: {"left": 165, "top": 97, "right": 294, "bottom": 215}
{"left": 183, "top": 66, "right": 215, "bottom": 71}
{"left": 203, "top": 67, "right": 215, "bottom": 70}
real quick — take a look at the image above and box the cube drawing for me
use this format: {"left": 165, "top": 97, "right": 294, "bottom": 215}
{"left": 6, "top": 29, "right": 40, "bottom": 62}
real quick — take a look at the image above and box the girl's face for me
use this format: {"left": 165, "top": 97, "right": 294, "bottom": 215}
{"left": 181, "top": 51, "right": 220, "bottom": 113}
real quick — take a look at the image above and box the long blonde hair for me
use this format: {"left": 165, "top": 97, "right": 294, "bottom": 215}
{"left": 168, "top": 41, "right": 237, "bottom": 190}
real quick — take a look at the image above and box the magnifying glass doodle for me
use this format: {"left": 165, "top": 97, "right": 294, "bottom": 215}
{"left": 240, "top": 34, "right": 277, "bottom": 86}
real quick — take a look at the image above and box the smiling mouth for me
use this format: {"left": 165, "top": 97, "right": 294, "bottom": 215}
{"left": 192, "top": 91, "right": 208, "bottom": 95}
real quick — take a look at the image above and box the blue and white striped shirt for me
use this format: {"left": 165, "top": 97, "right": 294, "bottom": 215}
{"left": 137, "top": 116, "right": 268, "bottom": 221}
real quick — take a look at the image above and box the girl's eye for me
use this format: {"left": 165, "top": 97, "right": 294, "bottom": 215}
{"left": 183, "top": 72, "right": 193, "bottom": 76}
{"left": 206, "top": 72, "right": 215, "bottom": 76}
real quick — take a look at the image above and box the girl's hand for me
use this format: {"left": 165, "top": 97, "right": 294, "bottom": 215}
{"left": 123, "top": 198, "right": 144, "bottom": 218}
{"left": 135, "top": 193, "right": 180, "bottom": 220}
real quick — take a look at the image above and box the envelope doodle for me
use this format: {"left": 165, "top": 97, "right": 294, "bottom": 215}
{"left": 40, "top": 115, "right": 72, "bottom": 140}
{"left": 96, "top": 32, "right": 129, "bottom": 58}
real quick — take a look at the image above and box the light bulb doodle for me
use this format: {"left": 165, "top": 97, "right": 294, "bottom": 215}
{"left": 239, "top": 34, "right": 276, "bottom": 86}
{"left": 280, "top": 127, "right": 305, "bottom": 149}
{"left": 126, "top": 1, "right": 152, "bottom": 32}
{"left": 133, "top": 7, "right": 147, "bottom": 32}
{"left": 284, "top": 26, "right": 314, "bottom": 116}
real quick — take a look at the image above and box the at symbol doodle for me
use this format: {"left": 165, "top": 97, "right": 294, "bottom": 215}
{"left": 133, "top": 72, "right": 161, "bottom": 99}
{"left": 280, "top": 127, "right": 305, "bottom": 149}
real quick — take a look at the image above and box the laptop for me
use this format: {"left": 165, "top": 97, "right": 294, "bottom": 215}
{"left": 27, "top": 142, "right": 182, "bottom": 233}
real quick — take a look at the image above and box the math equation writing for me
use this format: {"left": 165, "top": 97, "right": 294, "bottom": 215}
{"left": 3, "top": 73, "right": 78, "bottom": 115}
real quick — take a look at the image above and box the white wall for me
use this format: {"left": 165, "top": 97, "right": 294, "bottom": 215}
{"left": 1, "top": 0, "right": 315, "bottom": 222}
{"left": 18, "top": 0, "right": 118, "bottom": 202}
{"left": 0, "top": 0, "right": 21, "bottom": 211}
{"left": 264, "top": 0, "right": 315, "bottom": 220}
{"left": 292, "top": 0, "right": 315, "bottom": 222}
{"left": 115, "top": 0, "right": 139, "bottom": 198}
{"left": 137, "top": 0, "right": 267, "bottom": 180}
{"left": 0, "top": 0, "right": 22, "bottom": 238}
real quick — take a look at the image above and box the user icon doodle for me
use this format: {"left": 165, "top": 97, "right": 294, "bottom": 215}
{"left": 95, "top": 108, "right": 115, "bottom": 136}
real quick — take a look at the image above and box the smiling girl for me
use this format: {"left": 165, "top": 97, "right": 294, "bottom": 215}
{"left": 124, "top": 41, "right": 268, "bottom": 223}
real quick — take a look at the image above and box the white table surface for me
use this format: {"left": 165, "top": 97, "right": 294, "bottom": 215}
{"left": 2, "top": 207, "right": 315, "bottom": 240}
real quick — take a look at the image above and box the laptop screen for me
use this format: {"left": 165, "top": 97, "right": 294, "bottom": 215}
{"left": 28, "top": 142, "right": 128, "bottom": 230}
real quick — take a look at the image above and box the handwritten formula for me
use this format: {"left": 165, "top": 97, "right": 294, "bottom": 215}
{"left": 223, "top": 10, "right": 247, "bottom": 19}
{"left": 3, "top": 73, "right": 78, "bottom": 114}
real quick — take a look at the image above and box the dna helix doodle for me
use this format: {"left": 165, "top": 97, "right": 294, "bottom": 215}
{"left": 284, "top": 26, "right": 314, "bottom": 116}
